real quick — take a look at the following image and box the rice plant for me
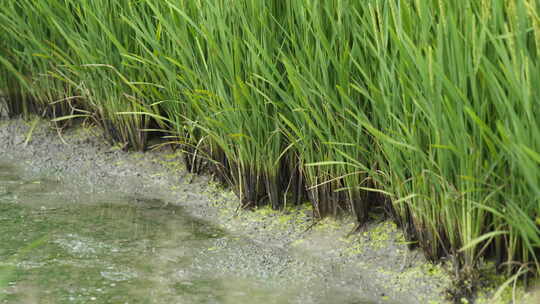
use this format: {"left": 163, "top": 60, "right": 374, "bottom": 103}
{"left": 1, "top": 0, "right": 539, "bottom": 297}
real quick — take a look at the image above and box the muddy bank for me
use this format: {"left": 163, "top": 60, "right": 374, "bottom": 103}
{"left": 0, "top": 117, "right": 534, "bottom": 304}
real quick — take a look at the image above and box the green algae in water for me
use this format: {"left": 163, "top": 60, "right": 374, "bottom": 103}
{"left": 0, "top": 160, "right": 382, "bottom": 304}
{"left": 0, "top": 164, "right": 287, "bottom": 304}
{"left": 0, "top": 198, "right": 244, "bottom": 303}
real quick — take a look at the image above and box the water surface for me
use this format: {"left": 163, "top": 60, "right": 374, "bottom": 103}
{"left": 0, "top": 162, "right": 290, "bottom": 304}
{"left": 0, "top": 161, "right": 377, "bottom": 304}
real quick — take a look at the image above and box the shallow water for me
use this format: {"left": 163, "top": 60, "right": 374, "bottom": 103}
{"left": 0, "top": 161, "right": 377, "bottom": 304}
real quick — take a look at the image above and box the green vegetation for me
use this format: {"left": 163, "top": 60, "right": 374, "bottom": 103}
{"left": 1, "top": 0, "right": 539, "bottom": 298}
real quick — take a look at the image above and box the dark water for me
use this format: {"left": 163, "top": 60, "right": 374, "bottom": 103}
{"left": 0, "top": 161, "right": 378, "bottom": 304}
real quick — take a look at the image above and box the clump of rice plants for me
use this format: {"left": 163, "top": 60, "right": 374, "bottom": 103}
{"left": 1, "top": 0, "right": 539, "bottom": 299}
{"left": 338, "top": 0, "right": 540, "bottom": 298}
{"left": 0, "top": 0, "right": 161, "bottom": 149}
